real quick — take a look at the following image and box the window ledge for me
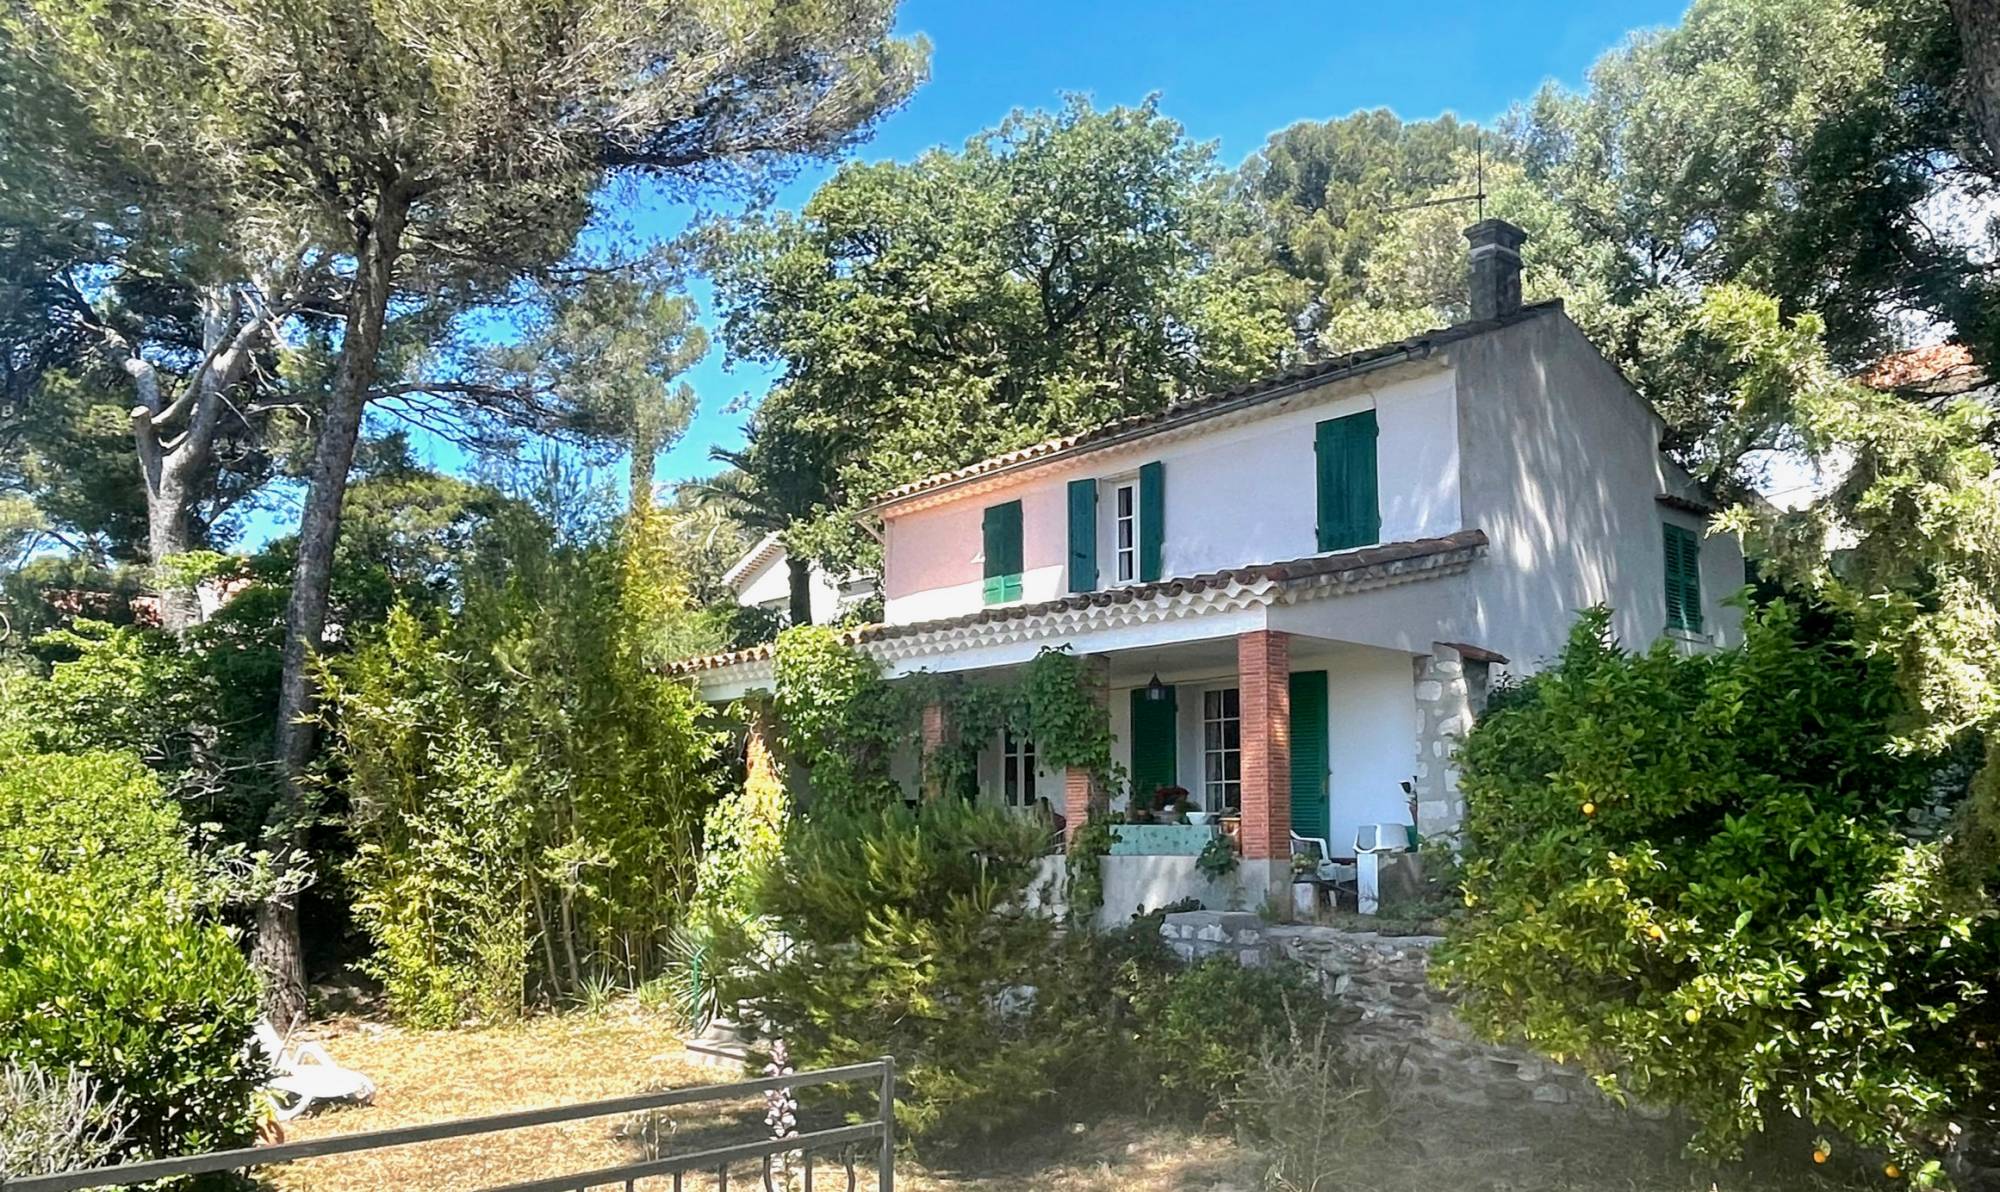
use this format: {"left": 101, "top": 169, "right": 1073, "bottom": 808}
{"left": 1666, "top": 626, "right": 1712, "bottom": 648}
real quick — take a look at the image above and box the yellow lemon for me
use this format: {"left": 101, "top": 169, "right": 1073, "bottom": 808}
{"left": 1812, "top": 1148, "right": 1829, "bottom": 1165}
{"left": 1884, "top": 1163, "right": 1902, "bottom": 1180}
{"left": 1683, "top": 1007, "right": 1701, "bottom": 1024}
{"left": 1648, "top": 924, "right": 1665, "bottom": 940}
{"left": 1582, "top": 801, "right": 1597, "bottom": 816}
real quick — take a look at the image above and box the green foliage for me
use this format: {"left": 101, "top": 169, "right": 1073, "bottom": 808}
{"left": 1130, "top": 954, "right": 1332, "bottom": 1113}
{"left": 0, "top": 874, "right": 267, "bottom": 1163}
{"left": 0, "top": 733, "right": 264, "bottom": 1164}
{"left": 1194, "top": 831, "right": 1240, "bottom": 880}
{"left": 769, "top": 625, "right": 910, "bottom": 808}
{"left": 704, "top": 95, "right": 1292, "bottom": 575}
{"left": 1064, "top": 815, "right": 1117, "bottom": 923}
{"left": 691, "top": 711, "right": 792, "bottom": 924}
{"left": 0, "top": 743, "right": 198, "bottom": 900}
{"left": 327, "top": 510, "right": 727, "bottom": 1026}
{"left": 1437, "top": 605, "right": 1997, "bottom": 1183}
{"left": 723, "top": 800, "right": 1112, "bottom": 1145}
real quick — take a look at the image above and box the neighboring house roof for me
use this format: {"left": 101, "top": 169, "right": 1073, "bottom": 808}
{"left": 721, "top": 532, "right": 785, "bottom": 591}
{"left": 667, "top": 528, "right": 1490, "bottom": 677}
{"left": 869, "top": 301, "right": 1566, "bottom": 513}
{"left": 1858, "top": 343, "right": 1990, "bottom": 400}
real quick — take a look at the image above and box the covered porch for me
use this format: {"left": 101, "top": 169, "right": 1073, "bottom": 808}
{"left": 939, "top": 629, "right": 1493, "bottom": 926}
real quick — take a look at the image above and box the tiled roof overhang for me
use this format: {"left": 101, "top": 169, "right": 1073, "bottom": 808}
{"left": 667, "top": 529, "right": 1489, "bottom": 686}
{"left": 868, "top": 304, "right": 1562, "bottom": 514}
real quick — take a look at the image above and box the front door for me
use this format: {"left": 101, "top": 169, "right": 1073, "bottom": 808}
{"left": 1289, "top": 670, "right": 1330, "bottom": 842}
{"left": 1129, "top": 686, "right": 1178, "bottom": 808}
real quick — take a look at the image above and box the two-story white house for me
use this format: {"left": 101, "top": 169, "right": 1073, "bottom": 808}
{"left": 675, "top": 221, "right": 1744, "bottom": 916}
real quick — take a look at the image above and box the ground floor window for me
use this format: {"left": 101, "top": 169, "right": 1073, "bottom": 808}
{"left": 1002, "top": 731, "right": 1037, "bottom": 810}
{"left": 1202, "top": 687, "right": 1241, "bottom": 811}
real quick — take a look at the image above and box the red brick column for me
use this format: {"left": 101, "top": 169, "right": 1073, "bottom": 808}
{"left": 1237, "top": 629, "right": 1292, "bottom": 861}
{"left": 919, "top": 702, "right": 950, "bottom": 801}
{"left": 1063, "top": 653, "right": 1111, "bottom": 845}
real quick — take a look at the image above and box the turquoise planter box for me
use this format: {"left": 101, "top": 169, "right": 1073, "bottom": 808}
{"left": 1108, "top": 823, "right": 1217, "bottom": 856}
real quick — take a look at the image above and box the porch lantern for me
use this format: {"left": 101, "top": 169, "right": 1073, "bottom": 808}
{"left": 1144, "top": 673, "right": 1170, "bottom": 702}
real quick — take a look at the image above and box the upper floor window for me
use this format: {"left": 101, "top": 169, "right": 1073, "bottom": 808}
{"left": 1664, "top": 522, "right": 1703, "bottom": 633}
{"left": 1113, "top": 480, "right": 1139, "bottom": 583}
{"left": 982, "top": 499, "right": 1024, "bottom": 604}
{"left": 1202, "top": 687, "right": 1242, "bottom": 812}
{"left": 1315, "top": 409, "right": 1380, "bottom": 552}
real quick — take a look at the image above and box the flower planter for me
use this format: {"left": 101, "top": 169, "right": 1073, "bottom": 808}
{"left": 1107, "top": 822, "right": 1217, "bottom": 856}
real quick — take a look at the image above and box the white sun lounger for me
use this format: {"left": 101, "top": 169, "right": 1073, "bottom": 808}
{"left": 255, "top": 1021, "right": 376, "bottom": 1121}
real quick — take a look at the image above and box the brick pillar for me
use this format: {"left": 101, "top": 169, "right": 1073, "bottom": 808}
{"left": 1062, "top": 653, "right": 1111, "bottom": 845}
{"left": 1237, "top": 629, "right": 1291, "bottom": 861}
{"left": 919, "top": 702, "right": 950, "bottom": 801}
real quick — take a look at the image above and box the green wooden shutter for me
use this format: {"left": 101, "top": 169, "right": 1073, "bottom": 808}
{"left": 1315, "top": 410, "right": 1380, "bottom": 552}
{"left": 1129, "top": 686, "right": 1178, "bottom": 802}
{"left": 983, "top": 500, "right": 1023, "bottom": 604}
{"left": 1288, "top": 671, "right": 1330, "bottom": 842}
{"left": 1067, "top": 479, "right": 1097, "bottom": 593}
{"left": 1138, "top": 460, "right": 1165, "bottom": 582}
{"left": 1664, "top": 523, "right": 1702, "bottom": 632}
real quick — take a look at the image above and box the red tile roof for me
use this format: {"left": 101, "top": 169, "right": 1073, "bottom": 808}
{"left": 667, "top": 529, "right": 1490, "bottom": 676}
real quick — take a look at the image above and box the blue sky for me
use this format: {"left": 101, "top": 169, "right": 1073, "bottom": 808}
{"left": 644, "top": 0, "right": 1687, "bottom": 486}
{"left": 252, "top": 0, "right": 1685, "bottom": 546}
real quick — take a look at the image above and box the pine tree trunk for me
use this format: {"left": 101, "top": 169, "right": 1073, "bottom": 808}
{"left": 786, "top": 555, "right": 813, "bottom": 627}
{"left": 145, "top": 470, "right": 201, "bottom": 632}
{"left": 256, "top": 193, "right": 410, "bottom": 1024}
{"left": 1954, "top": 0, "right": 2000, "bottom": 169}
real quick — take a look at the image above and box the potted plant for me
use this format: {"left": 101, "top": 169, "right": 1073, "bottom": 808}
{"left": 1195, "top": 832, "right": 1238, "bottom": 881}
{"left": 1153, "top": 785, "right": 1190, "bottom": 824}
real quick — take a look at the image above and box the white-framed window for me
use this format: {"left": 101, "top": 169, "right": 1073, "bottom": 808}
{"left": 1202, "top": 687, "right": 1241, "bottom": 812}
{"left": 1113, "top": 480, "right": 1139, "bottom": 583}
{"left": 1002, "top": 731, "right": 1037, "bottom": 810}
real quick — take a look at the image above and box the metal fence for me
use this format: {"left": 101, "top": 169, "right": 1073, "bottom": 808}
{"left": 1, "top": 1058, "right": 895, "bottom": 1192}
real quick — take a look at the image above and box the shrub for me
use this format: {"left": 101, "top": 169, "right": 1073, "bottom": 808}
{"left": 0, "top": 873, "right": 266, "bottom": 1161}
{"left": 328, "top": 511, "right": 728, "bottom": 1024}
{"left": 1130, "top": 953, "right": 1332, "bottom": 1112}
{"left": 725, "top": 799, "right": 1133, "bottom": 1145}
{"left": 0, "top": 745, "right": 198, "bottom": 899}
{"left": 1436, "top": 604, "right": 2000, "bottom": 1184}
{"left": 0, "top": 1062, "right": 128, "bottom": 1178}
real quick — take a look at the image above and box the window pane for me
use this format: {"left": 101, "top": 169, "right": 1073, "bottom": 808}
{"left": 1221, "top": 688, "right": 1240, "bottom": 717}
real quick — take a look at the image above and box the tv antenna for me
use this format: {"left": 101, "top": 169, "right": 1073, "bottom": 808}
{"left": 1381, "top": 131, "right": 1487, "bottom": 220}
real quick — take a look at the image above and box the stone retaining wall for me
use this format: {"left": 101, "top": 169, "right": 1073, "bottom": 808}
{"left": 1160, "top": 911, "right": 1630, "bottom": 1116}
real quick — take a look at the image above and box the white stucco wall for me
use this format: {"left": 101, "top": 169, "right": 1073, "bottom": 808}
{"left": 732, "top": 547, "right": 847, "bottom": 625}
{"left": 1448, "top": 313, "right": 1747, "bottom": 668}
{"left": 881, "top": 364, "right": 1463, "bottom": 625}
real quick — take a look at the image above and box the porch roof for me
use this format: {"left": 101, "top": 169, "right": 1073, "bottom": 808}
{"left": 667, "top": 528, "right": 1489, "bottom": 684}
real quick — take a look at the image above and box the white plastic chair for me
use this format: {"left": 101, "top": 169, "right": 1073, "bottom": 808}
{"left": 1289, "top": 831, "right": 1348, "bottom": 883}
{"left": 255, "top": 1021, "right": 376, "bottom": 1120}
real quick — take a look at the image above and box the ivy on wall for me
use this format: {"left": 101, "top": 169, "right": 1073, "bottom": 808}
{"left": 764, "top": 629, "right": 1127, "bottom": 919}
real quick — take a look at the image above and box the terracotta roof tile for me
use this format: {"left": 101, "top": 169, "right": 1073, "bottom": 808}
{"left": 870, "top": 303, "right": 1564, "bottom": 509}
{"left": 666, "top": 529, "right": 1490, "bottom": 676}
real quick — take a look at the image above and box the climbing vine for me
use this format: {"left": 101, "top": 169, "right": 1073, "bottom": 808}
{"left": 769, "top": 626, "right": 909, "bottom": 808}
{"left": 766, "top": 635, "right": 1126, "bottom": 920}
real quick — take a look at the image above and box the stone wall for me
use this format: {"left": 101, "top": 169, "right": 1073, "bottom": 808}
{"left": 1410, "top": 643, "right": 1491, "bottom": 842}
{"left": 1160, "top": 911, "right": 1628, "bottom": 1116}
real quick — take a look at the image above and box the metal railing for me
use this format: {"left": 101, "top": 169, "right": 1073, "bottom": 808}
{"left": 2, "top": 1057, "right": 895, "bottom": 1192}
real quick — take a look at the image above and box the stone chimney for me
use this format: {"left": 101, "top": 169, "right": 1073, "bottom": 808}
{"left": 1464, "top": 218, "right": 1528, "bottom": 321}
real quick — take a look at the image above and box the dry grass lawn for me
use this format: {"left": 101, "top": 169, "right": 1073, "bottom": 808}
{"left": 255, "top": 1005, "right": 1865, "bottom": 1192}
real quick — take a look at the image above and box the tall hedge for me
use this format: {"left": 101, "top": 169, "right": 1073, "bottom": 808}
{"left": 0, "top": 742, "right": 265, "bottom": 1163}
{"left": 1436, "top": 604, "right": 1998, "bottom": 1185}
